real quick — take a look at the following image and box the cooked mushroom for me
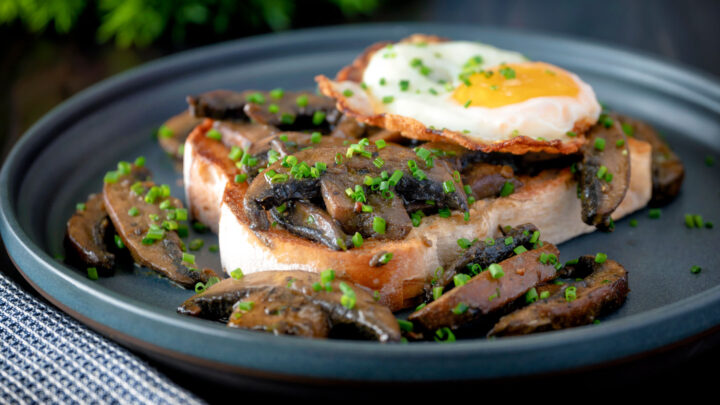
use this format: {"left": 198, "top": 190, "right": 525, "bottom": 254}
{"left": 409, "top": 243, "right": 561, "bottom": 331}
{"left": 244, "top": 144, "right": 468, "bottom": 239}
{"left": 429, "top": 224, "right": 539, "bottom": 298}
{"left": 461, "top": 163, "right": 523, "bottom": 200}
{"left": 614, "top": 114, "right": 684, "bottom": 205}
{"left": 578, "top": 121, "right": 630, "bottom": 230}
{"left": 269, "top": 200, "right": 350, "bottom": 250}
{"left": 64, "top": 193, "right": 115, "bottom": 274}
{"left": 103, "top": 168, "right": 218, "bottom": 287}
{"left": 488, "top": 255, "right": 629, "bottom": 336}
{"left": 178, "top": 270, "right": 401, "bottom": 342}
{"left": 187, "top": 89, "right": 341, "bottom": 132}
{"left": 157, "top": 111, "right": 203, "bottom": 160}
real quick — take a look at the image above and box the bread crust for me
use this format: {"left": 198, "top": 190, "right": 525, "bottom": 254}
{"left": 218, "top": 137, "right": 652, "bottom": 311}
{"left": 315, "top": 34, "right": 591, "bottom": 155}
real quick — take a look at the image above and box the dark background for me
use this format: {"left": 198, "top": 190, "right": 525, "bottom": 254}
{"left": 1, "top": 0, "right": 719, "bottom": 401}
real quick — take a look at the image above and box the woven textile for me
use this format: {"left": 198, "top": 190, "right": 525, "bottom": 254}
{"left": 0, "top": 273, "right": 203, "bottom": 405}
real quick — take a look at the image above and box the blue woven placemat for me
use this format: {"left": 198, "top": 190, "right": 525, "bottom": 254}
{"left": 0, "top": 273, "right": 203, "bottom": 405}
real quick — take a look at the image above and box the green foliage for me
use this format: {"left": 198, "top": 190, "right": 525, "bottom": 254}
{"left": 0, "top": 0, "right": 382, "bottom": 48}
{"left": 0, "top": 0, "right": 86, "bottom": 33}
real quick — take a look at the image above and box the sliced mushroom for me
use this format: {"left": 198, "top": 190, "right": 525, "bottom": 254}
{"left": 578, "top": 121, "right": 630, "bottom": 230}
{"left": 227, "top": 288, "right": 330, "bottom": 338}
{"left": 187, "top": 89, "right": 341, "bottom": 131}
{"left": 430, "top": 224, "right": 539, "bottom": 298}
{"left": 103, "top": 167, "right": 218, "bottom": 287}
{"left": 461, "top": 163, "right": 523, "bottom": 200}
{"left": 409, "top": 243, "right": 561, "bottom": 331}
{"left": 488, "top": 255, "right": 629, "bottom": 336}
{"left": 614, "top": 114, "right": 684, "bottom": 205}
{"left": 269, "top": 200, "right": 350, "bottom": 250}
{"left": 178, "top": 270, "right": 401, "bottom": 342}
{"left": 64, "top": 193, "right": 115, "bottom": 273}
{"left": 157, "top": 111, "right": 203, "bottom": 160}
{"left": 244, "top": 144, "right": 468, "bottom": 238}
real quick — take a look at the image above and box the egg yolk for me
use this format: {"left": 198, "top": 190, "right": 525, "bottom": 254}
{"left": 452, "top": 62, "right": 580, "bottom": 108}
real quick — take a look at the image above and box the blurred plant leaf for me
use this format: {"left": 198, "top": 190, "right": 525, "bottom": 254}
{"left": 0, "top": 0, "right": 85, "bottom": 33}
{"left": 0, "top": 0, "right": 382, "bottom": 48}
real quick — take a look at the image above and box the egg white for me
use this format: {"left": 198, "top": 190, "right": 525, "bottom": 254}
{"left": 359, "top": 41, "right": 600, "bottom": 143}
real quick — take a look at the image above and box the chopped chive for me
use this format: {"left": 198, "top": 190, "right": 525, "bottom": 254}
{"left": 246, "top": 92, "right": 266, "bottom": 104}
{"left": 629, "top": 219, "right": 638, "bottom": 227}
{"left": 382, "top": 95, "right": 394, "bottom": 104}
{"left": 352, "top": 232, "right": 363, "bottom": 248}
{"left": 566, "top": 131, "right": 577, "bottom": 137}
{"left": 685, "top": 214, "right": 695, "bottom": 228}
{"left": 453, "top": 274, "right": 471, "bottom": 288}
{"left": 339, "top": 282, "right": 356, "bottom": 309}
{"left": 432, "top": 286, "right": 444, "bottom": 301}
{"left": 103, "top": 170, "right": 121, "bottom": 184}
{"left": 693, "top": 214, "right": 704, "bottom": 228}
{"left": 117, "top": 161, "right": 131, "bottom": 175}
{"left": 269, "top": 88, "right": 284, "bottom": 99}
{"left": 342, "top": 89, "right": 354, "bottom": 97}
{"left": 379, "top": 252, "right": 393, "bottom": 264}
{"left": 621, "top": 122, "right": 634, "bottom": 136}
{"left": 379, "top": 77, "right": 386, "bottom": 86}
{"left": 525, "top": 287, "right": 539, "bottom": 303}
{"left": 565, "top": 286, "right": 577, "bottom": 302}
{"left": 434, "top": 327, "right": 455, "bottom": 343}
{"left": 463, "top": 99, "right": 471, "bottom": 108}
{"left": 206, "top": 129, "right": 222, "bottom": 141}
{"left": 597, "top": 165, "right": 608, "bottom": 179}
{"left": 457, "top": 238, "right": 472, "bottom": 249}
{"left": 234, "top": 173, "right": 247, "bottom": 183}
{"left": 175, "top": 208, "right": 188, "bottom": 221}
{"left": 514, "top": 245, "right": 527, "bottom": 255}
{"left": 208, "top": 244, "right": 219, "bottom": 253}
{"left": 648, "top": 208, "right": 662, "bottom": 219}
{"left": 182, "top": 253, "right": 195, "bottom": 265}
{"left": 616, "top": 139, "right": 625, "bottom": 147}
{"left": 310, "top": 131, "right": 322, "bottom": 144}
{"left": 594, "top": 137, "right": 606, "bottom": 151}
{"left": 504, "top": 236, "right": 514, "bottom": 246}
{"left": 443, "top": 180, "right": 455, "bottom": 194}
{"left": 189, "top": 239, "right": 204, "bottom": 251}
{"left": 373, "top": 216, "right": 386, "bottom": 235}
{"left": 399, "top": 80, "right": 410, "bottom": 91}
{"left": 76, "top": 202, "right": 86, "bottom": 212}
{"left": 691, "top": 265, "right": 702, "bottom": 274}
{"left": 295, "top": 94, "right": 308, "bottom": 107}
{"left": 235, "top": 301, "right": 254, "bottom": 312}
{"left": 452, "top": 302, "right": 469, "bottom": 315}
{"left": 530, "top": 230, "right": 540, "bottom": 244}
{"left": 540, "top": 291, "right": 550, "bottom": 299}
{"left": 128, "top": 206, "right": 139, "bottom": 216}
{"left": 228, "top": 146, "right": 243, "bottom": 161}
{"left": 398, "top": 319, "right": 413, "bottom": 332}
{"left": 158, "top": 125, "right": 174, "bottom": 139}
{"left": 438, "top": 207, "right": 451, "bottom": 218}
{"left": 488, "top": 263, "right": 504, "bottom": 279}
{"left": 595, "top": 252, "right": 608, "bottom": 263}
{"left": 312, "top": 111, "right": 326, "bottom": 125}
{"left": 114, "top": 234, "right": 125, "bottom": 249}
{"left": 268, "top": 104, "right": 279, "bottom": 114}
{"left": 499, "top": 181, "right": 514, "bottom": 197}
{"left": 87, "top": 267, "right": 98, "bottom": 280}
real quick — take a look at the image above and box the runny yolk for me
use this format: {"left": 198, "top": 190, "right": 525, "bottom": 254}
{"left": 452, "top": 62, "right": 580, "bottom": 108}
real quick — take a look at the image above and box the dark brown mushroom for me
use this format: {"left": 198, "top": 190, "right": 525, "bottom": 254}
{"left": 243, "top": 144, "right": 468, "bottom": 240}
{"left": 429, "top": 224, "right": 539, "bottom": 298}
{"left": 157, "top": 111, "right": 203, "bottom": 160}
{"left": 178, "top": 270, "right": 401, "bottom": 342}
{"left": 461, "top": 163, "right": 523, "bottom": 200}
{"left": 409, "top": 243, "right": 561, "bottom": 331}
{"left": 269, "top": 200, "right": 350, "bottom": 250}
{"left": 613, "top": 114, "right": 684, "bottom": 205}
{"left": 488, "top": 255, "right": 629, "bottom": 336}
{"left": 64, "top": 193, "right": 115, "bottom": 274}
{"left": 578, "top": 121, "right": 630, "bottom": 230}
{"left": 103, "top": 168, "right": 218, "bottom": 287}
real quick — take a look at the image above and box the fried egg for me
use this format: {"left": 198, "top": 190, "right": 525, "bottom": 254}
{"left": 316, "top": 35, "right": 601, "bottom": 153}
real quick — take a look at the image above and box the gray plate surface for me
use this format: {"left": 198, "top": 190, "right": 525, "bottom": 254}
{"left": 1, "top": 23, "right": 720, "bottom": 382}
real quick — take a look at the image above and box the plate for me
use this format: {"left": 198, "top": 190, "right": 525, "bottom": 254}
{"left": 2, "top": 23, "right": 720, "bottom": 383}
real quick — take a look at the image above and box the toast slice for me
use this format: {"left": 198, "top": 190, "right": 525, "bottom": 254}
{"left": 215, "top": 138, "right": 651, "bottom": 311}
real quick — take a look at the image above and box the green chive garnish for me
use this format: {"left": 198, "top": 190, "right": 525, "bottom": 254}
{"left": 499, "top": 181, "right": 514, "bottom": 197}
{"left": 296, "top": 94, "right": 308, "bottom": 107}
{"left": 87, "top": 267, "right": 98, "bottom": 280}
{"left": 488, "top": 263, "right": 504, "bottom": 279}
{"left": 352, "top": 232, "right": 363, "bottom": 248}
{"left": 594, "top": 137, "right": 606, "bottom": 151}
{"left": 373, "top": 216, "right": 386, "bottom": 235}
{"left": 312, "top": 111, "right": 326, "bottom": 125}
{"left": 342, "top": 89, "right": 354, "bottom": 97}
{"left": 648, "top": 208, "right": 661, "bottom": 219}
{"left": 452, "top": 302, "right": 469, "bottom": 315}
{"left": 595, "top": 252, "right": 608, "bottom": 263}
{"left": 114, "top": 234, "right": 125, "bottom": 249}
{"left": 525, "top": 287, "right": 539, "bottom": 303}
{"left": 691, "top": 265, "right": 702, "bottom": 274}
{"left": 565, "top": 286, "right": 577, "bottom": 302}
{"left": 206, "top": 129, "right": 222, "bottom": 141}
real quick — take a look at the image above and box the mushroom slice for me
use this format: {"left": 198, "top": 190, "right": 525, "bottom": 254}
{"left": 103, "top": 168, "right": 218, "bottom": 287}
{"left": 227, "top": 289, "right": 331, "bottom": 338}
{"left": 178, "top": 270, "right": 401, "bottom": 342}
{"left": 578, "top": 121, "right": 630, "bottom": 230}
{"left": 614, "top": 114, "right": 684, "bottom": 205}
{"left": 409, "top": 243, "right": 560, "bottom": 331}
{"left": 65, "top": 193, "right": 115, "bottom": 273}
{"left": 244, "top": 144, "right": 468, "bottom": 233}
{"left": 488, "top": 255, "right": 629, "bottom": 336}
{"left": 157, "top": 111, "right": 203, "bottom": 160}
{"left": 430, "top": 224, "right": 538, "bottom": 298}
{"left": 269, "top": 200, "right": 350, "bottom": 251}
{"left": 461, "top": 163, "right": 523, "bottom": 200}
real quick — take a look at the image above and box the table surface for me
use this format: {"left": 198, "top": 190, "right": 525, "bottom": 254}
{"left": 2, "top": 0, "right": 720, "bottom": 401}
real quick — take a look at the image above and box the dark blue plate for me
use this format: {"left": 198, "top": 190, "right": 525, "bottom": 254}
{"left": 2, "top": 23, "right": 720, "bottom": 383}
